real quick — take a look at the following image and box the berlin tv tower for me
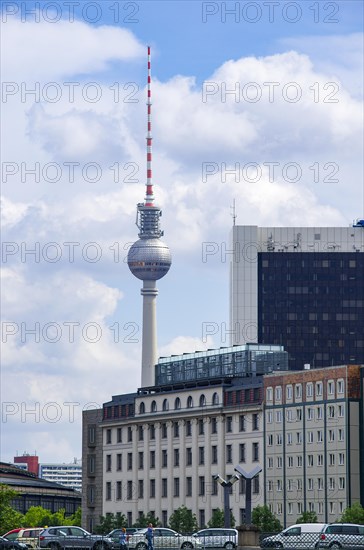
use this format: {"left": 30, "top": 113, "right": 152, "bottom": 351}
{"left": 127, "top": 46, "right": 172, "bottom": 388}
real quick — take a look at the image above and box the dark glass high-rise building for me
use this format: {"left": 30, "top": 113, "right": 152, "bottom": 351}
{"left": 230, "top": 225, "right": 364, "bottom": 370}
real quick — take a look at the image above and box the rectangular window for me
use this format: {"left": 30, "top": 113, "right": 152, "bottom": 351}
{"left": 317, "top": 406, "right": 323, "bottom": 420}
{"left": 116, "top": 481, "right": 122, "bottom": 500}
{"left": 198, "top": 510, "right": 205, "bottom": 530}
{"left": 106, "top": 429, "right": 112, "bottom": 445}
{"left": 138, "top": 480, "right": 144, "bottom": 499}
{"left": 106, "top": 454, "right": 112, "bottom": 472}
{"left": 286, "top": 385, "right": 293, "bottom": 399}
{"left": 329, "top": 453, "right": 335, "bottom": 466}
{"left": 306, "top": 383, "right": 313, "bottom": 397}
{"left": 161, "top": 478, "right": 168, "bottom": 498}
{"left": 328, "top": 381, "right": 334, "bottom": 395}
{"left": 277, "top": 456, "right": 283, "bottom": 468}
{"left": 317, "top": 430, "right": 323, "bottom": 443}
{"left": 308, "top": 431, "right": 313, "bottom": 443}
{"left": 150, "top": 450, "right": 155, "bottom": 469}
{"left": 239, "top": 443, "right": 246, "bottom": 463}
{"left": 288, "top": 456, "right": 293, "bottom": 468}
{"left": 276, "top": 434, "right": 283, "bottom": 445}
{"left": 127, "top": 480, "right": 133, "bottom": 500}
{"left": 297, "top": 456, "right": 302, "bottom": 467}
{"left": 88, "top": 425, "right": 96, "bottom": 445}
{"left": 174, "top": 448, "right": 180, "bottom": 467}
{"left": 316, "top": 382, "right": 323, "bottom": 397}
{"left": 117, "top": 427, "right": 122, "bottom": 443}
{"left": 162, "top": 449, "right": 168, "bottom": 467}
{"left": 338, "top": 405, "right": 344, "bottom": 417}
{"left": 161, "top": 423, "right": 167, "bottom": 438}
{"left": 307, "top": 455, "right": 314, "bottom": 467}
{"left": 253, "top": 475, "right": 259, "bottom": 494}
{"left": 138, "top": 452, "right": 144, "bottom": 470}
{"left": 117, "top": 453, "right": 122, "bottom": 471}
{"left": 267, "top": 411, "right": 273, "bottom": 423}
{"left": 337, "top": 380, "right": 344, "bottom": 394}
{"left": 252, "top": 413, "right": 259, "bottom": 430}
{"left": 127, "top": 427, "right": 132, "bottom": 442}
{"left": 239, "top": 415, "right": 246, "bottom": 432}
{"left": 149, "top": 425, "right": 155, "bottom": 440}
{"left": 127, "top": 453, "right": 133, "bottom": 470}
{"left": 317, "top": 454, "right": 324, "bottom": 466}
{"left": 226, "top": 416, "right": 233, "bottom": 432}
{"left": 150, "top": 479, "right": 155, "bottom": 498}
{"left": 211, "top": 418, "right": 217, "bottom": 434}
{"left": 287, "top": 432, "right": 292, "bottom": 445}
{"left": 276, "top": 410, "right": 282, "bottom": 422}
{"left": 226, "top": 445, "right": 232, "bottom": 463}
{"left": 295, "top": 384, "right": 302, "bottom": 399}
{"left": 173, "top": 477, "right": 180, "bottom": 497}
{"left": 186, "top": 420, "right": 192, "bottom": 436}
{"left": 199, "top": 446, "right": 205, "bottom": 465}
{"left": 198, "top": 419, "right": 204, "bottom": 435}
{"left": 186, "top": 447, "right": 192, "bottom": 466}
{"left": 106, "top": 481, "right": 111, "bottom": 500}
{"left": 212, "top": 445, "right": 218, "bottom": 464}
{"left": 328, "top": 405, "right": 335, "bottom": 418}
{"left": 318, "top": 478, "right": 324, "bottom": 490}
{"left": 267, "top": 434, "right": 273, "bottom": 446}
{"left": 339, "top": 453, "right": 345, "bottom": 465}
{"left": 307, "top": 407, "right": 313, "bottom": 420}
{"left": 173, "top": 421, "right": 179, "bottom": 438}
{"left": 252, "top": 442, "right": 259, "bottom": 462}
{"left": 329, "top": 429, "right": 335, "bottom": 442}
{"left": 138, "top": 425, "right": 143, "bottom": 441}
{"left": 199, "top": 476, "right": 205, "bottom": 496}
{"left": 186, "top": 477, "right": 192, "bottom": 497}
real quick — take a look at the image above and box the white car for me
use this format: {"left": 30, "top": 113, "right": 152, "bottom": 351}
{"left": 192, "top": 529, "right": 237, "bottom": 549}
{"left": 127, "top": 528, "right": 202, "bottom": 550}
{"left": 260, "top": 523, "right": 327, "bottom": 549}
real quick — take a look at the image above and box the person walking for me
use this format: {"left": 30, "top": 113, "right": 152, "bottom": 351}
{"left": 119, "top": 528, "right": 127, "bottom": 550}
{"left": 145, "top": 524, "right": 154, "bottom": 550}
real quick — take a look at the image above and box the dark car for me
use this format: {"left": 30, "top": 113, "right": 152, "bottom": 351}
{"left": 0, "top": 537, "right": 28, "bottom": 550}
{"left": 39, "top": 526, "right": 116, "bottom": 550}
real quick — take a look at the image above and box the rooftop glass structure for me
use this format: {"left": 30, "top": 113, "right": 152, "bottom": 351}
{"left": 155, "top": 343, "right": 288, "bottom": 386}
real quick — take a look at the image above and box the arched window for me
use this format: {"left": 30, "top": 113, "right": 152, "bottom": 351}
{"left": 151, "top": 400, "right": 157, "bottom": 412}
{"left": 199, "top": 394, "right": 206, "bottom": 407}
{"left": 212, "top": 392, "right": 219, "bottom": 405}
{"left": 162, "top": 399, "right": 169, "bottom": 411}
{"left": 187, "top": 396, "right": 193, "bottom": 408}
{"left": 174, "top": 397, "right": 181, "bottom": 410}
{"left": 139, "top": 402, "right": 145, "bottom": 414}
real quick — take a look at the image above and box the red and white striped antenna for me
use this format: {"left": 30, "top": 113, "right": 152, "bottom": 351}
{"left": 145, "top": 45, "right": 154, "bottom": 206}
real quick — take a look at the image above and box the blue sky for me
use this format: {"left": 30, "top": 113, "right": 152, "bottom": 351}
{"left": 1, "top": 1, "right": 363, "bottom": 463}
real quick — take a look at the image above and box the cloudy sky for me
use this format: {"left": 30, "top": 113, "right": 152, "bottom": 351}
{"left": 1, "top": 1, "right": 363, "bottom": 464}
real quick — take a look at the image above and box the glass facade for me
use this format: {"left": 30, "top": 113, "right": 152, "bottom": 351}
{"left": 258, "top": 252, "right": 364, "bottom": 370}
{"left": 155, "top": 343, "right": 288, "bottom": 385}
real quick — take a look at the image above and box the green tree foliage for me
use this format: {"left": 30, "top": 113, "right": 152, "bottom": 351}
{"left": 133, "top": 513, "right": 160, "bottom": 528}
{"left": 23, "top": 506, "right": 68, "bottom": 527}
{"left": 0, "top": 484, "right": 24, "bottom": 532}
{"left": 94, "top": 513, "right": 130, "bottom": 533}
{"left": 341, "top": 502, "right": 364, "bottom": 524}
{"left": 252, "top": 505, "right": 282, "bottom": 533}
{"left": 296, "top": 511, "right": 318, "bottom": 524}
{"left": 169, "top": 506, "right": 198, "bottom": 533}
{"left": 208, "top": 509, "right": 225, "bottom": 528}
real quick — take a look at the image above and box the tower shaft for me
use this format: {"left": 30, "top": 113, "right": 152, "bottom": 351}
{"left": 141, "top": 280, "right": 158, "bottom": 387}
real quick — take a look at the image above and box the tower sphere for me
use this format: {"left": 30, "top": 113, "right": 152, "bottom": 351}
{"left": 127, "top": 238, "right": 171, "bottom": 281}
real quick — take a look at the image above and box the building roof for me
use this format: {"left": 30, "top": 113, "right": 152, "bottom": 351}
{"left": 0, "top": 462, "right": 80, "bottom": 496}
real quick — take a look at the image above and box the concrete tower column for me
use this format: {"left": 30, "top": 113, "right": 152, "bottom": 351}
{"left": 141, "top": 280, "right": 158, "bottom": 387}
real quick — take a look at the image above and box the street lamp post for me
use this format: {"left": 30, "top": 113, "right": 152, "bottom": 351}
{"left": 213, "top": 474, "right": 240, "bottom": 528}
{"left": 234, "top": 465, "right": 262, "bottom": 525}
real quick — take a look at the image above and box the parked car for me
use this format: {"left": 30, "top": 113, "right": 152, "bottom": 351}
{"left": 192, "top": 529, "right": 238, "bottom": 549}
{"left": 127, "top": 528, "right": 203, "bottom": 550}
{"left": 0, "top": 537, "right": 28, "bottom": 550}
{"left": 318, "top": 523, "right": 364, "bottom": 549}
{"left": 39, "top": 526, "right": 116, "bottom": 550}
{"left": 2, "top": 528, "right": 44, "bottom": 548}
{"left": 260, "top": 523, "right": 327, "bottom": 549}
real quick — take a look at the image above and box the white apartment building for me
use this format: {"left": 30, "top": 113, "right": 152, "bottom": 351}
{"left": 39, "top": 458, "right": 82, "bottom": 492}
{"left": 264, "top": 364, "right": 363, "bottom": 527}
